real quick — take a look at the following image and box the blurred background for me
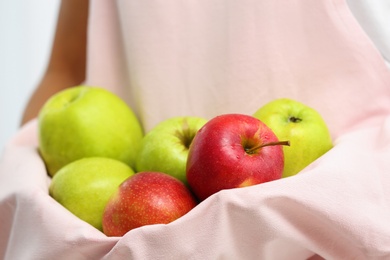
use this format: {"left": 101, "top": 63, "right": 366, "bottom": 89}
{"left": 0, "top": 0, "right": 60, "bottom": 151}
{"left": 0, "top": 1, "right": 388, "bottom": 152}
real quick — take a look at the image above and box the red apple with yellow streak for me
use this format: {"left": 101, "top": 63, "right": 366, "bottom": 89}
{"left": 102, "top": 171, "right": 198, "bottom": 236}
{"left": 186, "top": 114, "right": 289, "bottom": 201}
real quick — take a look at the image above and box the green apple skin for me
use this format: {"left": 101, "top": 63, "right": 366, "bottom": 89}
{"left": 49, "top": 157, "right": 135, "bottom": 231}
{"left": 253, "top": 98, "right": 333, "bottom": 178}
{"left": 38, "top": 86, "right": 144, "bottom": 177}
{"left": 135, "top": 116, "right": 207, "bottom": 185}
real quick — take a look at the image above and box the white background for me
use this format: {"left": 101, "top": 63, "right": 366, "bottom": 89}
{"left": 0, "top": 1, "right": 388, "bottom": 152}
{"left": 0, "top": 0, "right": 60, "bottom": 151}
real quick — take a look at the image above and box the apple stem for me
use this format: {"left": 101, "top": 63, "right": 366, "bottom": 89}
{"left": 245, "top": 140, "right": 290, "bottom": 154}
{"left": 289, "top": 116, "right": 302, "bottom": 123}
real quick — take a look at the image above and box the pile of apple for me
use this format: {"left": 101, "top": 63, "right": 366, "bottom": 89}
{"left": 38, "top": 86, "right": 333, "bottom": 237}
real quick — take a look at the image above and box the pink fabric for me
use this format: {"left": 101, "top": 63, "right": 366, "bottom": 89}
{"left": 2, "top": 0, "right": 390, "bottom": 259}
{"left": 87, "top": 0, "right": 390, "bottom": 137}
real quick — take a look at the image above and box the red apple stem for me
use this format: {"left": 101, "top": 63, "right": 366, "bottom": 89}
{"left": 246, "top": 140, "right": 290, "bottom": 154}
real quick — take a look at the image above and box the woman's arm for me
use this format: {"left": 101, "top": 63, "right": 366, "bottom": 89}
{"left": 21, "top": 0, "right": 89, "bottom": 125}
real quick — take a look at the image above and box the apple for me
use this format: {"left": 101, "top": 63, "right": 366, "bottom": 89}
{"left": 135, "top": 116, "right": 207, "bottom": 185}
{"left": 186, "top": 113, "right": 289, "bottom": 201}
{"left": 49, "top": 157, "right": 135, "bottom": 231}
{"left": 102, "top": 171, "right": 198, "bottom": 236}
{"left": 38, "top": 86, "right": 144, "bottom": 176}
{"left": 253, "top": 98, "right": 333, "bottom": 178}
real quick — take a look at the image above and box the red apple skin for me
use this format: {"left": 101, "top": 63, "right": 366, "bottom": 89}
{"left": 186, "top": 114, "right": 284, "bottom": 201}
{"left": 102, "top": 171, "right": 198, "bottom": 237}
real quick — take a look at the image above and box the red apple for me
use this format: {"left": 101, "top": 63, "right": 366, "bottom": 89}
{"left": 102, "top": 171, "right": 198, "bottom": 236}
{"left": 186, "top": 114, "right": 289, "bottom": 201}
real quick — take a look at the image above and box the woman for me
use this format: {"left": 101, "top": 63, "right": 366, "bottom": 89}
{"left": 6, "top": 0, "right": 390, "bottom": 258}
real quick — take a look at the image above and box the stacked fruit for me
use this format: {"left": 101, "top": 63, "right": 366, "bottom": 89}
{"left": 39, "top": 86, "right": 333, "bottom": 237}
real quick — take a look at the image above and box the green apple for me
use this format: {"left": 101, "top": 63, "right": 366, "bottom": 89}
{"left": 135, "top": 116, "right": 207, "bottom": 184}
{"left": 253, "top": 98, "right": 333, "bottom": 178}
{"left": 49, "top": 157, "right": 135, "bottom": 231}
{"left": 38, "top": 86, "right": 144, "bottom": 177}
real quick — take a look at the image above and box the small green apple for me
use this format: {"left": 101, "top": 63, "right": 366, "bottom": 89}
{"left": 49, "top": 157, "right": 135, "bottom": 231}
{"left": 38, "top": 86, "right": 144, "bottom": 176}
{"left": 135, "top": 116, "right": 207, "bottom": 184}
{"left": 253, "top": 98, "right": 333, "bottom": 178}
